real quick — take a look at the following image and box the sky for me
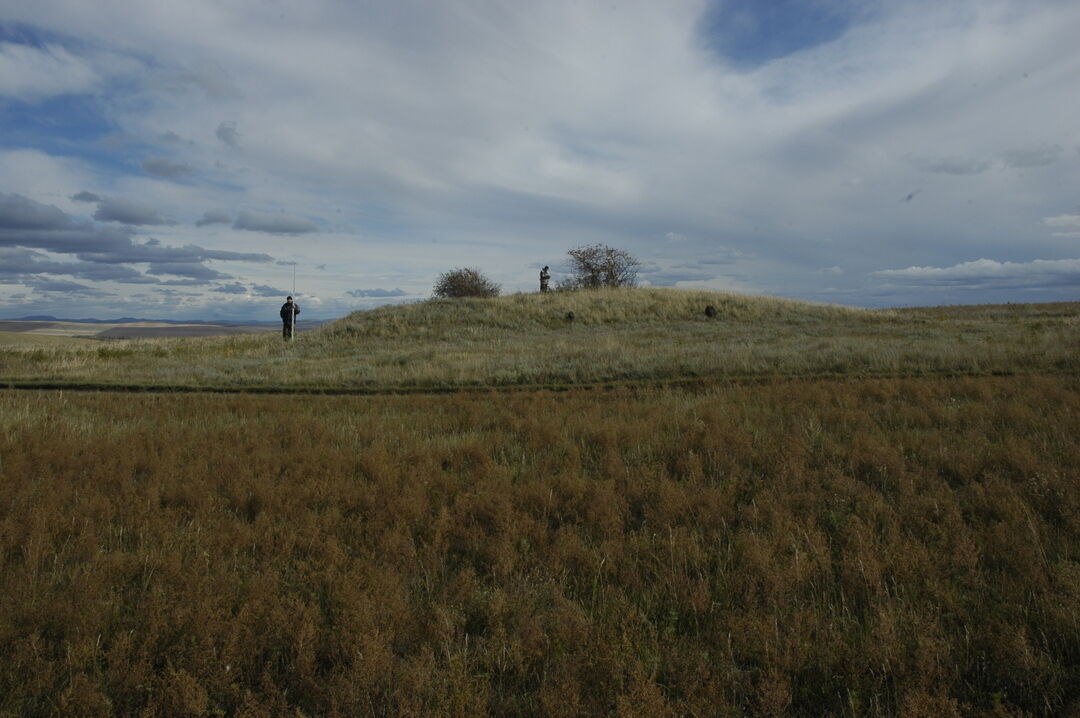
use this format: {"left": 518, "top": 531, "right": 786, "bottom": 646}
{"left": 1, "top": 0, "right": 1078, "bottom": 321}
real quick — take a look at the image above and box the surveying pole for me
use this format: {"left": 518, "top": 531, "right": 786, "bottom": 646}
{"left": 290, "top": 262, "right": 297, "bottom": 341}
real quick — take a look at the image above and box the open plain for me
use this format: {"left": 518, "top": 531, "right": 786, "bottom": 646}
{"left": 1, "top": 289, "right": 1078, "bottom": 716}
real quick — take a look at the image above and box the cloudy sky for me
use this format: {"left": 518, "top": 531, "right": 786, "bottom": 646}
{"left": 1, "top": 0, "right": 1078, "bottom": 320}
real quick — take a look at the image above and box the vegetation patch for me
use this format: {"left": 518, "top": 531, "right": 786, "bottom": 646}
{"left": 1, "top": 289, "right": 1076, "bottom": 391}
{"left": 2, "top": 376, "right": 1078, "bottom": 715}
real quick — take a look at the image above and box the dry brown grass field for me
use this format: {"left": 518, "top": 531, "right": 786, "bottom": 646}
{"left": 2, "top": 375, "right": 1079, "bottom": 716}
{"left": 1, "top": 290, "right": 1078, "bottom": 716}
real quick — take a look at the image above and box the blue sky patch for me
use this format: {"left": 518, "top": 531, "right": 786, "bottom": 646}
{"left": 0, "top": 94, "right": 130, "bottom": 171}
{"left": 701, "top": 0, "right": 861, "bottom": 68}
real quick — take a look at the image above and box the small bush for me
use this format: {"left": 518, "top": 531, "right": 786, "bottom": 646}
{"left": 562, "top": 243, "right": 640, "bottom": 289}
{"left": 432, "top": 267, "right": 501, "bottom": 298}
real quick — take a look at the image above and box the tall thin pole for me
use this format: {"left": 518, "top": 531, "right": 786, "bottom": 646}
{"left": 291, "top": 262, "right": 297, "bottom": 341}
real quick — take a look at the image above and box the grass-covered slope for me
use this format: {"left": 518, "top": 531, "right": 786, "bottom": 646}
{"left": 1, "top": 288, "right": 1077, "bottom": 391}
{"left": 320, "top": 287, "right": 876, "bottom": 338}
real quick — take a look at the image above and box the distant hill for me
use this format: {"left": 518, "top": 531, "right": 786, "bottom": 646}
{"left": 13, "top": 315, "right": 331, "bottom": 328}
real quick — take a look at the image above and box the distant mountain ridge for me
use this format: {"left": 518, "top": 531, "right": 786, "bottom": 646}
{"left": 12, "top": 315, "right": 330, "bottom": 327}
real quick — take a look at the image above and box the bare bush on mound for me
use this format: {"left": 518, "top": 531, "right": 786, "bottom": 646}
{"left": 562, "top": 243, "right": 640, "bottom": 289}
{"left": 432, "top": 267, "right": 501, "bottom": 298}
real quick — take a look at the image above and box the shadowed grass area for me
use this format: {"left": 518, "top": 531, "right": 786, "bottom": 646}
{"left": 2, "top": 376, "right": 1078, "bottom": 715}
{"left": 0, "top": 332, "right": 94, "bottom": 347}
{"left": 2, "top": 291, "right": 1077, "bottom": 714}
{"left": 1, "top": 289, "right": 1077, "bottom": 391}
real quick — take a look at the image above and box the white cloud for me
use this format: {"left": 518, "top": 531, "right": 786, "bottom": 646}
{"left": 0, "top": 42, "right": 100, "bottom": 100}
{"left": 1043, "top": 214, "right": 1080, "bottom": 238}
{"left": 871, "top": 258, "right": 1080, "bottom": 289}
{"left": 1043, "top": 214, "right": 1080, "bottom": 228}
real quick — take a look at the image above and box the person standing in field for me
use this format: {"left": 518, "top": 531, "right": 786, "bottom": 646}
{"left": 280, "top": 296, "right": 300, "bottom": 340}
{"left": 539, "top": 266, "right": 550, "bottom": 293}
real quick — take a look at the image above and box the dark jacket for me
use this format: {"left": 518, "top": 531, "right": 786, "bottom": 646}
{"left": 280, "top": 302, "right": 300, "bottom": 323}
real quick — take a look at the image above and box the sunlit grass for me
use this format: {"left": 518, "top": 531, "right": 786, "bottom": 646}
{"left": 1, "top": 289, "right": 1077, "bottom": 390}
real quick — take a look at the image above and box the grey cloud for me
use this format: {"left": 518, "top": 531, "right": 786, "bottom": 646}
{"left": 147, "top": 262, "right": 231, "bottom": 281}
{"left": 213, "top": 282, "right": 248, "bottom": 294}
{"left": 141, "top": 156, "right": 194, "bottom": 179}
{"left": 24, "top": 277, "right": 110, "bottom": 295}
{"left": 0, "top": 192, "right": 75, "bottom": 229}
{"left": 0, "top": 193, "right": 136, "bottom": 256}
{"left": 0, "top": 248, "right": 158, "bottom": 284}
{"left": 195, "top": 210, "right": 232, "bottom": 227}
{"left": 233, "top": 210, "right": 318, "bottom": 234}
{"left": 180, "top": 60, "right": 240, "bottom": 100}
{"left": 251, "top": 284, "right": 286, "bottom": 296}
{"left": 640, "top": 269, "right": 718, "bottom": 285}
{"left": 1001, "top": 144, "right": 1063, "bottom": 169}
{"left": 71, "top": 190, "right": 102, "bottom": 203}
{"left": 917, "top": 156, "right": 992, "bottom": 175}
{"left": 154, "top": 287, "right": 203, "bottom": 296}
{"left": 93, "top": 197, "right": 174, "bottom": 226}
{"left": 216, "top": 121, "right": 240, "bottom": 147}
{"left": 0, "top": 195, "right": 272, "bottom": 293}
{"left": 0, "top": 225, "right": 134, "bottom": 256}
{"left": 76, "top": 242, "right": 272, "bottom": 265}
{"left": 158, "top": 131, "right": 194, "bottom": 145}
{"left": 672, "top": 252, "right": 741, "bottom": 269}
{"left": 158, "top": 279, "right": 208, "bottom": 287}
{"left": 347, "top": 288, "right": 408, "bottom": 298}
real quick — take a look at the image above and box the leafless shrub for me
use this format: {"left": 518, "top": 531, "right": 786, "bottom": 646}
{"left": 432, "top": 267, "right": 501, "bottom": 298}
{"left": 563, "top": 243, "right": 640, "bottom": 289}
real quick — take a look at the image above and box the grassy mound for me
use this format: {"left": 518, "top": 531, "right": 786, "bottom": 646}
{"left": 0, "top": 289, "right": 1074, "bottom": 391}
{"left": 318, "top": 287, "right": 878, "bottom": 341}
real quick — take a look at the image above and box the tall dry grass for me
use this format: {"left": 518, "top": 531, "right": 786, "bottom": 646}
{"left": 2, "top": 376, "right": 1078, "bottom": 715}
{"left": 2, "top": 290, "right": 1076, "bottom": 390}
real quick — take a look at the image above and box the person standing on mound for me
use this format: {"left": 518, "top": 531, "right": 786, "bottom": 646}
{"left": 280, "top": 296, "right": 300, "bottom": 340}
